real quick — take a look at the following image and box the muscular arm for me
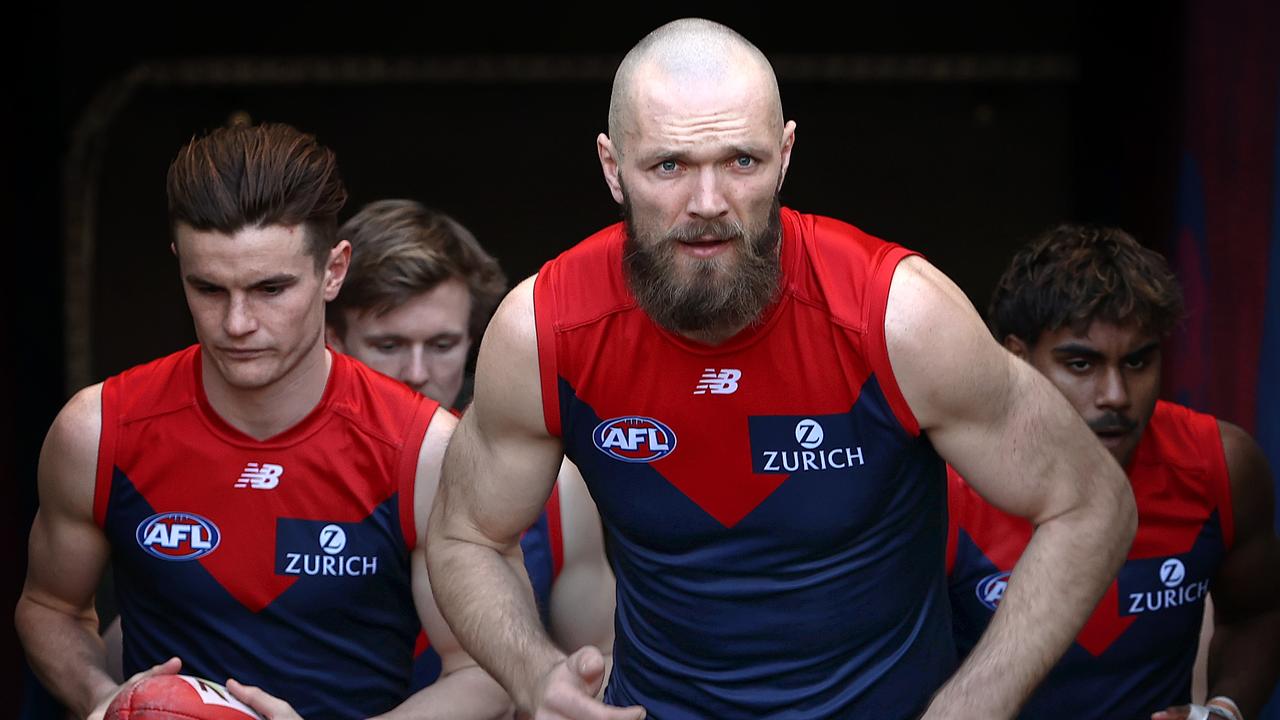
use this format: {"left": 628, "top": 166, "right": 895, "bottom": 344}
{"left": 372, "top": 406, "right": 514, "bottom": 720}
{"left": 427, "top": 278, "right": 578, "bottom": 709}
{"left": 428, "top": 278, "right": 641, "bottom": 719}
{"left": 14, "top": 385, "right": 125, "bottom": 718}
{"left": 548, "top": 460, "right": 616, "bottom": 659}
{"left": 886, "top": 258, "right": 1137, "bottom": 718}
{"left": 1204, "top": 421, "right": 1280, "bottom": 717}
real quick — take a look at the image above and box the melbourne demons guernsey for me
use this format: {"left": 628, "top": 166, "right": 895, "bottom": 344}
{"left": 948, "top": 400, "right": 1233, "bottom": 719}
{"left": 96, "top": 345, "right": 436, "bottom": 720}
{"left": 534, "top": 207, "right": 955, "bottom": 718}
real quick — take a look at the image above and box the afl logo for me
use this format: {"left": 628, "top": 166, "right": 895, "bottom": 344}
{"left": 593, "top": 416, "right": 677, "bottom": 463}
{"left": 136, "top": 512, "right": 221, "bottom": 561}
{"left": 1160, "top": 558, "right": 1186, "bottom": 587}
{"left": 976, "top": 571, "right": 1012, "bottom": 611}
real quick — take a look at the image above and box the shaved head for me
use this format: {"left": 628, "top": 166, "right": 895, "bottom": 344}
{"left": 607, "top": 18, "right": 784, "bottom": 157}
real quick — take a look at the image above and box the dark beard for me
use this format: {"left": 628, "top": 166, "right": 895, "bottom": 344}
{"left": 622, "top": 195, "right": 782, "bottom": 338}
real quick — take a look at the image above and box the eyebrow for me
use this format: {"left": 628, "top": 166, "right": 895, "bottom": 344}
{"left": 362, "top": 331, "right": 464, "bottom": 343}
{"left": 1050, "top": 343, "right": 1105, "bottom": 360}
{"left": 1050, "top": 340, "right": 1161, "bottom": 360}
{"left": 641, "top": 144, "right": 768, "bottom": 165}
{"left": 1123, "top": 341, "right": 1161, "bottom": 360}
{"left": 184, "top": 273, "right": 299, "bottom": 288}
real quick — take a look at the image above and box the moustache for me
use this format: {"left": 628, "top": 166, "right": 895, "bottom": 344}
{"left": 1087, "top": 412, "right": 1137, "bottom": 434}
{"left": 666, "top": 221, "right": 744, "bottom": 244}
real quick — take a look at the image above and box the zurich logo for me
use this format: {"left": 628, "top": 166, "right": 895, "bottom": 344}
{"left": 320, "top": 524, "right": 347, "bottom": 555}
{"left": 136, "top": 511, "right": 221, "bottom": 561}
{"left": 593, "top": 416, "right": 677, "bottom": 463}
{"left": 794, "top": 419, "right": 824, "bottom": 449}
{"left": 976, "top": 571, "right": 1012, "bottom": 610}
{"left": 1159, "top": 558, "right": 1186, "bottom": 587}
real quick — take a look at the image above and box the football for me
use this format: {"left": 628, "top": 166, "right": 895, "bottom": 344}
{"left": 104, "top": 674, "right": 264, "bottom": 719}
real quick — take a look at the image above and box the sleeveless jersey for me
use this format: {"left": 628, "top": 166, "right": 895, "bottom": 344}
{"left": 410, "top": 486, "right": 564, "bottom": 689}
{"left": 533, "top": 207, "right": 955, "bottom": 718}
{"left": 947, "top": 400, "right": 1234, "bottom": 719}
{"left": 97, "top": 345, "right": 437, "bottom": 720}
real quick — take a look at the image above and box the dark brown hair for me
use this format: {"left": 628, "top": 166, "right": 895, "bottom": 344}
{"left": 166, "top": 122, "right": 347, "bottom": 269}
{"left": 988, "top": 223, "right": 1185, "bottom": 346}
{"left": 327, "top": 200, "right": 507, "bottom": 343}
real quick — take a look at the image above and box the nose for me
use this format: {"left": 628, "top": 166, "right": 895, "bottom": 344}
{"left": 223, "top": 293, "right": 258, "bottom": 337}
{"left": 1095, "top": 366, "right": 1131, "bottom": 412}
{"left": 686, "top": 166, "right": 730, "bottom": 220}
{"left": 403, "top": 345, "right": 430, "bottom": 391}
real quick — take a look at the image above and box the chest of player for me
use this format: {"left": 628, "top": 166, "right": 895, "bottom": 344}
{"left": 556, "top": 304, "right": 931, "bottom": 549}
{"left": 952, "top": 468, "right": 1226, "bottom": 662}
{"left": 105, "top": 419, "right": 411, "bottom": 614}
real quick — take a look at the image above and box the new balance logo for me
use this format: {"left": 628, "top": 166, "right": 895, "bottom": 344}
{"left": 694, "top": 368, "right": 741, "bottom": 395}
{"left": 235, "top": 463, "right": 283, "bottom": 489}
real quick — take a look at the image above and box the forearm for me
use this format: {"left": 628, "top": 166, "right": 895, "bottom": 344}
{"left": 1206, "top": 609, "right": 1280, "bottom": 717}
{"left": 427, "top": 536, "right": 565, "bottom": 713}
{"left": 370, "top": 666, "right": 513, "bottom": 720}
{"left": 15, "top": 594, "right": 117, "bottom": 718}
{"left": 926, "top": 499, "right": 1135, "bottom": 718}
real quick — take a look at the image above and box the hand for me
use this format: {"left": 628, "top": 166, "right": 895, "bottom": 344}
{"left": 226, "top": 678, "right": 298, "bottom": 720}
{"left": 1153, "top": 704, "right": 1236, "bottom": 720}
{"left": 87, "top": 656, "right": 182, "bottom": 720}
{"left": 527, "top": 646, "right": 645, "bottom": 720}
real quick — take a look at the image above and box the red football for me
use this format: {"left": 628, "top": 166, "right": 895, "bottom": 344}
{"left": 104, "top": 674, "right": 264, "bottom": 720}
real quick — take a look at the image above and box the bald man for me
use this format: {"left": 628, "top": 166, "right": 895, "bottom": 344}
{"left": 427, "top": 18, "right": 1137, "bottom": 719}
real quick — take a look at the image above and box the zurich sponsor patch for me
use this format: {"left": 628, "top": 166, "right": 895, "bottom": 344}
{"left": 593, "top": 416, "right": 677, "bottom": 463}
{"left": 136, "top": 512, "right": 221, "bottom": 561}
{"left": 276, "top": 518, "right": 381, "bottom": 578}
{"left": 976, "top": 570, "right": 1011, "bottom": 610}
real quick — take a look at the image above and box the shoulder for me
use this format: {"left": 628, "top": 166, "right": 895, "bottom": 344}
{"left": 106, "top": 345, "right": 201, "bottom": 420}
{"left": 39, "top": 382, "right": 106, "bottom": 513}
{"left": 336, "top": 352, "right": 438, "bottom": 439}
{"left": 785, "top": 209, "right": 916, "bottom": 312}
{"left": 1210, "top": 418, "right": 1277, "bottom": 550}
{"left": 1217, "top": 419, "right": 1272, "bottom": 494}
{"left": 484, "top": 276, "right": 540, "bottom": 362}
{"left": 50, "top": 382, "right": 105, "bottom": 447}
{"left": 534, "top": 225, "right": 635, "bottom": 329}
{"left": 883, "top": 256, "right": 1010, "bottom": 427}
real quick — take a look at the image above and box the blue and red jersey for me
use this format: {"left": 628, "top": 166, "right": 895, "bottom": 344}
{"left": 533, "top": 207, "right": 955, "bottom": 717}
{"left": 948, "top": 400, "right": 1233, "bottom": 719}
{"left": 97, "top": 345, "right": 436, "bottom": 720}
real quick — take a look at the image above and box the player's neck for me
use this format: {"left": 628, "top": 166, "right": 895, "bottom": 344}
{"left": 202, "top": 343, "right": 333, "bottom": 441}
{"left": 676, "top": 320, "right": 754, "bottom": 346}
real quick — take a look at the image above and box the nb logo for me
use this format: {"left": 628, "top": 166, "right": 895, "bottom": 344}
{"left": 319, "top": 524, "right": 347, "bottom": 555}
{"left": 235, "top": 462, "right": 283, "bottom": 489}
{"left": 1159, "top": 558, "right": 1186, "bottom": 588}
{"left": 794, "top": 419, "right": 824, "bottom": 449}
{"left": 694, "top": 368, "right": 741, "bottom": 395}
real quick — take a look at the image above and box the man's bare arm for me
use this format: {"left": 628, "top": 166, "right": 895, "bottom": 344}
{"left": 372, "top": 406, "right": 514, "bottom": 720}
{"left": 427, "top": 277, "right": 643, "bottom": 719}
{"left": 1202, "top": 421, "right": 1280, "bottom": 717}
{"left": 548, "top": 460, "right": 616, "bottom": 657}
{"left": 14, "top": 385, "right": 177, "bottom": 719}
{"left": 885, "top": 257, "right": 1137, "bottom": 718}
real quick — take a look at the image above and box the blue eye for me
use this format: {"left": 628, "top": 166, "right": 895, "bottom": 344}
{"left": 659, "top": 160, "right": 678, "bottom": 173}
{"left": 735, "top": 155, "right": 754, "bottom": 168}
